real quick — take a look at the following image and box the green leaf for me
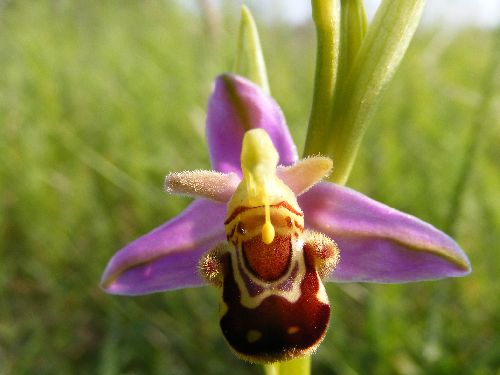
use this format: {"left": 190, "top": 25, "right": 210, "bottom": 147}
{"left": 234, "top": 5, "right": 270, "bottom": 94}
{"left": 326, "top": 0, "right": 426, "bottom": 184}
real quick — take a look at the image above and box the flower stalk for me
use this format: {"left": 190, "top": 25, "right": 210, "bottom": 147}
{"left": 304, "top": 0, "right": 341, "bottom": 159}
{"left": 305, "top": 0, "right": 426, "bottom": 185}
{"left": 264, "top": 356, "right": 311, "bottom": 375}
{"left": 335, "top": 0, "right": 367, "bottom": 103}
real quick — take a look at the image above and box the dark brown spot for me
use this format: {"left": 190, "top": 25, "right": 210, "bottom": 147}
{"left": 285, "top": 216, "right": 293, "bottom": 228}
{"left": 237, "top": 222, "right": 246, "bottom": 235}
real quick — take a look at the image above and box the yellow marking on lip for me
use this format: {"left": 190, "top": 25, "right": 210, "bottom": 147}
{"left": 287, "top": 326, "right": 300, "bottom": 334}
{"left": 316, "top": 278, "right": 329, "bottom": 304}
{"left": 246, "top": 329, "right": 262, "bottom": 343}
{"left": 219, "top": 301, "right": 229, "bottom": 318}
{"left": 225, "top": 204, "right": 304, "bottom": 246}
{"left": 262, "top": 201, "right": 275, "bottom": 244}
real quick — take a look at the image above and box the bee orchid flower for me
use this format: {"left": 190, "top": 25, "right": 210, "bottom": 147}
{"left": 101, "top": 74, "right": 471, "bottom": 363}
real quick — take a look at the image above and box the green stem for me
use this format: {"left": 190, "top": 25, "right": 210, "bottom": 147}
{"left": 263, "top": 355, "right": 311, "bottom": 375}
{"left": 336, "top": 0, "right": 367, "bottom": 97}
{"left": 304, "top": 0, "right": 341, "bottom": 156}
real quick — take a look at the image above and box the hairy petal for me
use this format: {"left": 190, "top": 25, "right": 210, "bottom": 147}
{"left": 277, "top": 157, "right": 333, "bottom": 196}
{"left": 206, "top": 74, "right": 298, "bottom": 175}
{"left": 101, "top": 199, "right": 226, "bottom": 295}
{"left": 299, "top": 183, "right": 471, "bottom": 283}
{"left": 165, "top": 170, "right": 240, "bottom": 202}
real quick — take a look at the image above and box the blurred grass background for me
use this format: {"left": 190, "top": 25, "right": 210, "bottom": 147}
{"left": 1, "top": 1, "right": 499, "bottom": 374}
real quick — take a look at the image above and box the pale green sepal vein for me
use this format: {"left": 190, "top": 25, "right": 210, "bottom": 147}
{"left": 234, "top": 5, "right": 270, "bottom": 94}
{"left": 336, "top": 0, "right": 367, "bottom": 97}
{"left": 304, "top": 0, "right": 341, "bottom": 157}
{"left": 263, "top": 355, "right": 311, "bottom": 375}
{"left": 326, "top": 0, "right": 426, "bottom": 184}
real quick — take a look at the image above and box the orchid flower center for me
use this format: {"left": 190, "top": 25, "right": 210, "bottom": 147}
{"left": 228, "top": 129, "right": 298, "bottom": 245}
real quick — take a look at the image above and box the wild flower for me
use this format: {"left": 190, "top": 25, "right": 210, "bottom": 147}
{"left": 101, "top": 74, "right": 470, "bottom": 363}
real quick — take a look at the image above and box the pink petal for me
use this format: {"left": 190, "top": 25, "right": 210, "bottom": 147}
{"left": 299, "top": 183, "right": 471, "bottom": 283}
{"left": 206, "top": 74, "right": 298, "bottom": 176}
{"left": 101, "top": 199, "right": 226, "bottom": 295}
